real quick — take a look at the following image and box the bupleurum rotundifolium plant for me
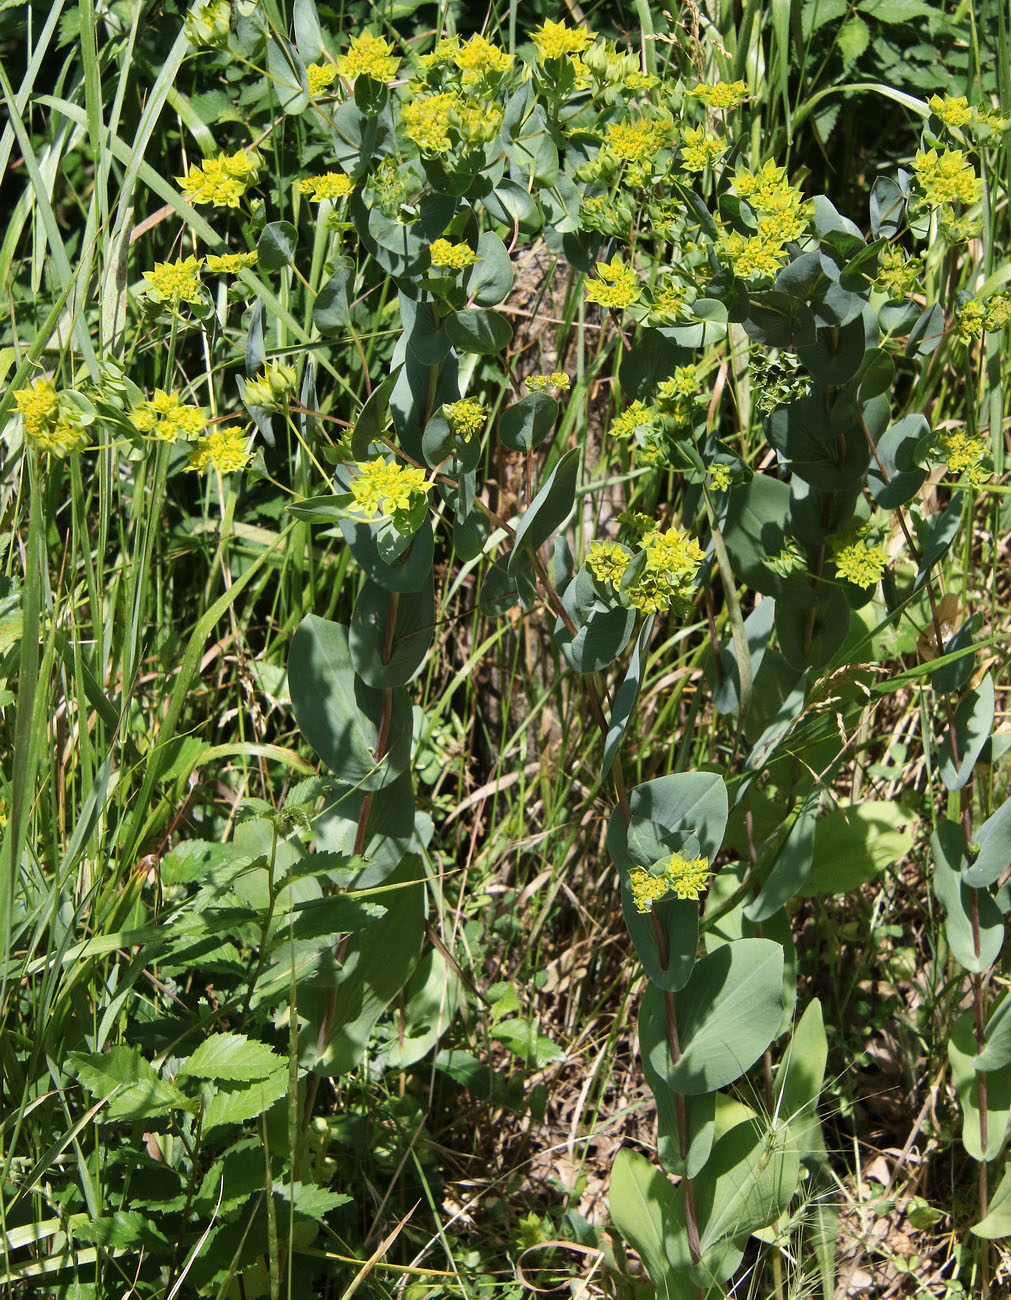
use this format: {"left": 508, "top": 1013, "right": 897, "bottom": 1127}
{"left": 6, "top": 5, "right": 1011, "bottom": 1297}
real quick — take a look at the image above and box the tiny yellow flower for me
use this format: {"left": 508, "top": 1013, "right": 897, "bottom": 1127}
{"left": 131, "top": 389, "right": 207, "bottom": 441}
{"left": 176, "top": 151, "right": 261, "bottom": 207}
{"left": 188, "top": 426, "right": 252, "bottom": 473}
{"left": 307, "top": 62, "right": 337, "bottom": 96}
{"left": 710, "top": 465, "right": 733, "bottom": 492}
{"left": 14, "top": 378, "right": 90, "bottom": 455}
{"left": 454, "top": 33, "right": 513, "bottom": 76}
{"left": 939, "top": 430, "right": 988, "bottom": 487}
{"left": 874, "top": 247, "right": 921, "bottom": 299}
{"left": 444, "top": 398, "right": 487, "bottom": 440}
{"left": 956, "top": 299, "right": 985, "bottom": 344}
{"left": 928, "top": 94, "right": 972, "bottom": 128}
{"left": 525, "top": 372, "right": 570, "bottom": 393}
{"left": 680, "top": 126, "right": 726, "bottom": 171}
{"left": 338, "top": 30, "right": 401, "bottom": 82}
{"left": 628, "top": 853, "right": 711, "bottom": 911}
{"left": 296, "top": 171, "right": 355, "bottom": 201}
{"left": 205, "top": 251, "right": 258, "bottom": 273}
{"left": 428, "top": 238, "right": 479, "bottom": 270}
{"left": 610, "top": 400, "right": 656, "bottom": 440}
{"left": 349, "top": 458, "right": 433, "bottom": 518}
{"left": 912, "top": 147, "right": 982, "bottom": 208}
{"left": 686, "top": 80, "right": 748, "bottom": 110}
{"left": 587, "top": 539, "right": 629, "bottom": 588}
{"left": 184, "top": 0, "right": 230, "bottom": 48}
{"left": 143, "top": 255, "right": 204, "bottom": 306}
{"left": 585, "top": 256, "right": 641, "bottom": 310}
{"left": 835, "top": 541, "right": 888, "bottom": 589}
{"left": 531, "top": 19, "right": 594, "bottom": 61}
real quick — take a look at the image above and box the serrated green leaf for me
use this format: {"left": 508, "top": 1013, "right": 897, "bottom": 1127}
{"left": 202, "top": 1067, "right": 290, "bottom": 1131}
{"left": 179, "top": 1033, "right": 285, "bottom": 1083}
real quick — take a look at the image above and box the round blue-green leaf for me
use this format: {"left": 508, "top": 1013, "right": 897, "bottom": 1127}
{"left": 258, "top": 221, "right": 298, "bottom": 271}
{"left": 610, "top": 1149, "right": 692, "bottom": 1294}
{"left": 349, "top": 577, "right": 435, "bottom": 688}
{"left": 499, "top": 393, "right": 557, "bottom": 452}
{"left": 640, "top": 987, "right": 716, "bottom": 1176}
{"left": 558, "top": 603, "right": 635, "bottom": 674}
{"left": 932, "top": 819, "right": 1003, "bottom": 973}
{"left": 313, "top": 259, "right": 352, "bottom": 334}
{"left": 446, "top": 307, "right": 513, "bottom": 355}
{"left": 469, "top": 231, "right": 514, "bottom": 306}
{"left": 289, "top": 615, "right": 412, "bottom": 790}
{"left": 949, "top": 1010, "right": 1011, "bottom": 1162}
{"left": 482, "top": 179, "right": 541, "bottom": 233}
{"left": 620, "top": 771, "right": 729, "bottom": 868}
{"left": 964, "top": 795, "right": 1011, "bottom": 887}
{"left": 939, "top": 674, "right": 994, "bottom": 791}
{"left": 666, "top": 938, "right": 785, "bottom": 1094}
{"left": 340, "top": 518, "right": 434, "bottom": 593}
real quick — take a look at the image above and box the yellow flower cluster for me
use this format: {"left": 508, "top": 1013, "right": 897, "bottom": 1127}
{"left": 307, "top": 62, "right": 337, "bottom": 96}
{"left": 350, "top": 458, "right": 432, "bottom": 516}
{"left": 131, "top": 389, "right": 207, "bottom": 441}
{"left": 338, "top": 30, "right": 401, "bottom": 82}
{"left": 428, "top": 238, "right": 479, "bottom": 269}
{"left": 648, "top": 280, "right": 686, "bottom": 322}
{"left": 657, "top": 366, "right": 699, "bottom": 425}
{"left": 454, "top": 32, "right": 513, "bottom": 76}
{"left": 681, "top": 126, "right": 726, "bottom": 171}
{"left": 605, "top": 117, "right": 671, "bottom": 164}
{"left": 686, "top": 80, "right": 748, "bottom": 110}
{"left": 177, "top": 150, "right": 261, "bottom": 208}
{"left": 297, "top": 172, "right": 354, "bottom": 201}
{"left": 143, "top": 255, "right": 204, "bottom": 306}
{"left": 525, "top": 372, "right": 570, "bottom": 392}
{"left": 733, "top": 161, "right": 811, "bottom": 241}
{"left": 188, "top": 426, "right": 251, "bottom": 473}
{"left": 587, "top": 539, "right": 630, "bottom": 587}
{"left": 956, "top": 299, "right": 986, "bottom": 343}
{"left": 444, "top": 398, "right": 487, "bottom": 440}
{"left": 628, "top": 527, "right": 705, "bottom": 613}
{"left": 874, "top": 247, "right": 921, "bottom": 299}
{"left": 585, "top": 256, "right": 641, "bottom": 310}
{"left": 928, "top": 94, "right": 971, "bottom": 128}
{"left": 402, "top": 91, "right": 502, "bottom": 154}
{"left": 709, "top": 465, "right": 733, "bottom": 492}
{"left": 629, "top": 853, "right": 711, "bottom": 912}
{"left": 835, "top": 541, "right": 888, "bottom": 589}
{"left": 939, "top": 430, "right": 988, "bottom": 488}
{"left": 912, "top": 148, "right": 982, "bottom": 207}
{"left": 205, "top": 251, "right": 258, "bottom": 273}
{"left": 716, "top": 228, "right": 788, "bottom": 279}
{"left": 610, "top": 400, "right": 656, "bottom": 440}
{"left": 531, "top": 19, "right": 593, "bottom": 61}
{"left": 13, "top": 378, "right": 89, "bottom": 455}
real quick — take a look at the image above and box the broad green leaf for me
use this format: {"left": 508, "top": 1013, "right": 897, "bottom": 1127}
{"left": 774, "top": 1000, "right": 828, "bottom": 1161}
{"left": 202, "top": 1066, "right": 290, "bottom": 1131}
{"left": 313, "top": 259, "right": 353, "bottom": 334}
{"left": 469, "top": 230, "right": 514, "bottom": 306}
{"left": 266, "top": 36, "right": 308, "bottom": 114}
{"left": 939, "top": 674, "right": 994, "bottom": 790}
{"left": 508, "top": 447, "right": 579, "bottom": 572}
{"left": 745, "top": 804, "right": 817, "bottom": 922}
{"left": 948, "top": 1011, "right": 1011, "bottom": 1162}
{"left": 492, "top": 1018, "right": 565, "bottom": 1067}
{"left": 933, "top": 819, "right": 1003, "bottom": 973}
{"left": 965, "top": 795, "right": 1011, "bottom": 887}
{"left": 67, "top": 1046, "right": 190, "bottom": 1122}
{"left": 384, "top": 948, "right": 461, "bottom": 1070}
{"left": 258, "top": 220, "right": 298, "bottom": 270}
{"left": 179, "top": 1033, "right": 284, "bottom": 1083}
{"left": 601, "top": 617, "right": 652, "bottom": 779}
{"left": 274, "top": 1182, "right": 352, "bottom": 1221}
{"left": 975, "top": 994, "right": 1011, "bottom": 1074}
{"left": 837, "top": 15, "right": 870, "bottom": 65}
{"left": 72, "top": 1213, "right": 170, "bottom": 1251}
{"left": 499, "top": 393, "right": 558, "bottom": 452}
{"left": 800, "top": 800, "right": 915, "bottom": 896}
{"left": 301, "top": 857, "right": 424, "bottom": 1074}
{"left": 695, "top": 1118, "right": 801, "bottom": 1258}
{"left": 973, "top": 1160, "right": 1011, "bottom": 1238}
{"left": 446, "top": 307, "right": 513, "bottom": 354}
{"left": 640, "top": 986, "right": 716, "bottom": 1176}
{"left": 349, "top": 576, "right": 435, "bottom": 688}
{"left": 558, "top": 603, "right": 635, "bottom": 674}
{"left": 667, "top": 939, "right": 785, "bottom": 1095}
{"left": 289, "top": 615, "right": 412, "bottom": 789}
{"left": 609, "top": 1149, "right": 693, "bottom": 1296}
{"left": 292, "top": 0, "right": 325, "bottom": 62}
